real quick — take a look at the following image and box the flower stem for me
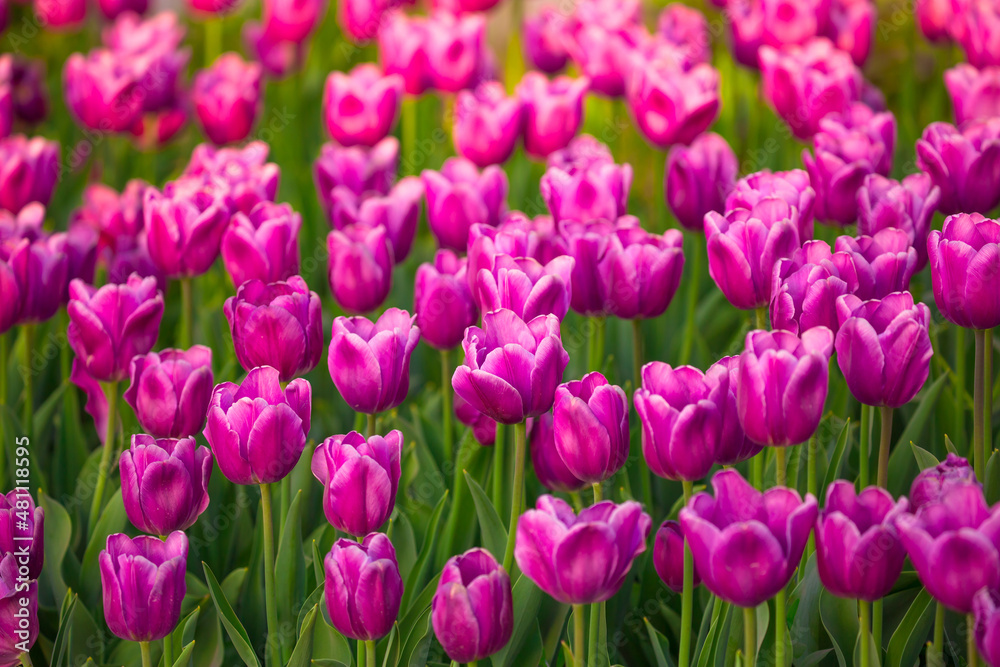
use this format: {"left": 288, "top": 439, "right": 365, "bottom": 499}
{"left": 588, "top": 316, "right": 606, "bottom": 373}
{"left": 21, "top": 324, "right": 33, "bottom": 444}
{"left": 89, "top": 380, "right": 119, "bottom": 537}
{"left": 260, "top": 483, "right": 282, "bottom": 667}
{"left": 367, "top": 412, "right": 377, "bottom": 439}
{"left": 592, "top": 482, "right": 602, "bottom": 503}
{"left": 872, "top": 598, "right": 883, "bottom": 662}
{"left": 775, "top": 587, "right": 787, "bottom": 667}
{"left": 163, "top": 636, "right": 174, "bottom": 667}
{"left": 755, "top": 307, "right": 767, "bottom": 331}
{"left": 751, "top": 452, "right": 763, "bottom": 490}
{"left": 679, "top": 480, "right": 695, "bottom": 667}
{"left": 358, "top": 639, "right": 366, "bottom": 667}
{"left": 493, "top": 423, "right": 505, "bottom": 518}
{"left": 502, "top": 421, "right": 526, "bottom": 573}
{"left": 969, "top": 613, "right": 980, "bottom": 667}
{"left": 977, "top": 328, "right": 987, "bottom": 480}
{"left": 573, "top": 604, "right": 585, "bottom": 667}
{"left": 679, "top": 232, "right": 702, "bottom": 366}
{"left": 929, "top": 601, "right": 945, "bottom": 667}
{"left": 632, "top": 319, "right": 653, "bottom": 511}
{"left": 140, "top": 641, "right": 152, "bottom": 667}
{"left": 204, "top": 17, "right": 222, "bottom": 67}
{"left": 859, "top": 600, "right": 871, "bottom": 667}
{"left": 442, "top": 348, "right": 454, "bottom": 464}
{"left": 956, "top": 327, "right": 968, "bottom": 451}
{"left": 859, "top": 404, "right": 872, "bottom": 488}
{"left": 366, "top": 640, "right": 376, "bottom": 667}
{"left": 877, "top": 407, "right": 893, "bottom": 489}
{"left": 775, "top": 447, "right": 787, "bottom": 487}
{"left": 588, "top": 600, "right": 603, "bottom": 667}
{"left": 179, "top": 278, "right": 193, "bottom": 348}
{"left": 743, "top": 606, "right": 755, "bottom": 667}
{"left": 18, "top": 653, "right": 31, "bottom": 667}
{"left": 986, "top": 328, "right": 993, "bottom": 460}
{"left": 402, "top": 98, "right": 417, "bottom": 175}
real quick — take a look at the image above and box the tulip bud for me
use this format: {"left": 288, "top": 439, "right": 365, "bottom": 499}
{"left": 654, "top": 520, "right": 699, "bottom": 593}
{"left": 423, "top": 12, "right": 485, "bottom": 93}
{"left": 64, "top": 50, "right": 141, "bottom": 133}
{"left": 917, "top": 120, "right": 1000, "bottom": 215}
{"left": 327, "top": 222, "right": 394, "bottom": 314}
{"left": 327, "top": 177, "right": 423, "bottom": 263}
{"left": 323, "top": 64, "right": 403, "bottom": 148}
{"left": 0, "top": 490, "right": 44, "bottom": 580}
{"left": 0, "top": 554, "right": 37, "bottom": 663}
{"left": 657, "top": 4, "right": 711, "bottom": 65}
{"left": 193, "top": 53, "right": 263, "bottom": 146}
{"left": 414, "top": 249, "right": 478, "bottom": 350}
{"left": 529, "top": 412, "right": 586, "bottom": 492}
{"left": 563, "top": 16, "right": 635, "bottom": 98}
{"left": 476, "top": 253, "right": 574, "bottom": 322}
{"left": 665, "top": 132, "right": 738, "bottom": 232}
{"left": 262, "top": 0, "right": 324, "bottom": 42}
{"left": 857, "top": 173, "right": 938, "bottom": 272}
{"left": 183, "top": 142, "right": 280, "bottom": 216}
{"left": 516, "top": 73, "right": 589, "bottom": 159}
{"left": 124, "top": 346, "right": 214, "bottom": 438}
{"left": 35, "top": 0, "right": 85, "bottom": 28}
{"left": 314, "top": 138, "right": 398, "bottom": 211}
{"left": 453, "top": 82, "right": 523, "bottom": 167}
{"left": 324, "top": 534, "right": 403, "bottom": 641}
{"left": 11, "top": 58, "right": 48, "bottom": 126}
{"left": 625, "top": 54, "right": 720, "bottom": 148}
{"left": 928, "top": 213, "right": 1000, "bottom": 330}
{"left": 910, "top": 453, "right": 979, "bottom": 512}
{"left": 0, "top": 135, "right": 59, "bottom": 214}
{"left": 603, "top": 226, "right": 684, "bottom": 319}
{"left": 143, "top": 184, "right": 230, "bottom": 279}
{"left": 220, "top": 201, "right": 300, "bottom": 287}
{"left": 423, "top": 158, "right": 507, "bottom": 251}
{"left": 552, "top": 372, "right": 628, "bottom": 484}
{"left": 958, "top": 0, "right": 1000, "bottom": 69}
{"left": 377, "top": 12, "right": 430, "bottom": 95}
{"left": 243, "top": 21, "right": 307, "bottom": 78}
{"left": 540, "top": 155, "right": 631, "bottom": 224}
{"left": 523, "top": 9, "right": 569, "bottom": 73}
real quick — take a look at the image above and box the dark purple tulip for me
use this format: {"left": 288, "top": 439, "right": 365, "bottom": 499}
{"left": 529, "top": 412, "right": 587, "bottom": 492}
{"left": 63, "top": 50, "right": 141, "bottom": 133}
{"left": 466, "top": 214, "right": 569, "bottom": 298}
{"left": 414, "top": 250, "right": 478, "bottom": 350}
{"left": 928, "top": 213, "right": 1000, "bottom": 330}
{"left": 516, "top": 73, "right": 589, "bottom": 159}
{"left": 143, "top": 185, "right": 230, "bottom": 279}
{"left": 738, "top": 328, "right": 833, "bottom": 447}
{"left": 916, "top": 120, "right": 1000, "bottom": 215}
{"left": 0, "top": 58, "right": 11, "bottom": 139}
{"left": 100, "top": 532, "right": 187, "bottom": 641}
{"left": 124, "top": 346, "right": 214, "bottom": 438}
{"left": 67, "top": 274, "right": 164, "bottom": 383}
{"left": 423, "top": 158, "right": 507, "bottom": 251}
{"left": 680, "top": 469, "right": 818, "bottom": 607}
{"left": 476, "top": 253, "right": 574, "bottom": 322}
{"left": 2, "top": 232, "right": 68, "bottom": 326}
{"left": 975, "top": 588, "right": 1000, "bottom": 667}
{"left": 433, "top": 548, "right": 513, "bottom": 663}
{"left": 0, "top": 202, "right": 43, "bottom": 243}
{"left": 192, "top": 53, "right": 263, "bottom": 146}
{"left": 857, "top": 173, "right": 939, "bottom": 272}
{"left": 523, "top": 8, "right": 569, "bottom": 73}
{"left": 312, "top": 430, "right": 402, "bottom": 537}
{"left": 221, "top": 201, "right": 300, "bottom": 287}
{"left": 453, "top": 309, "right": 569, "bottom": 425}
{"left": 561, "top": 218, "right": 619, "bottom": 317}
{"left": 553, "top": 372, "right": 628, "bottom": 485}
{"left": 541, "top": 156, "right": 631, "bottom": 225}
{"left": 896, "top": 483, "right": 1000, "bottom": 613}
{"left": 603, "top": 226, "right": 684, "bottom": 319}
{"left": 726, "top": 169, "right": 815, "bottom": 240}
{"left": 665, "top": 132, "right": 738, "bottom": 232}
{"left": 324, "top": 534, "right": 402, "bottom": 641}
{"left": 626, "top": 55, "right": 720, "bottom": 149}
{"left": 423, "top": 11, "right": 485, "bottom": 93}
{"left": 0, "top": 135, "right": 58, "bottom": 214}
{"left": 0, "top": 490, "right": 44, "bottom": 580}
{"left": 328, "top": 308, "right": 420, "bottom": 414}
{"left": 453, "top": 82, "right": 523, "bottom": 167}
{"left": 377, "top": 12, "right": 429, "bottom": 95}
{"left": 183, "top": 142, "right": 280, "bottom": 216}
{"left": 203, "top": 366, "right": 311, "bottom": 485}
{"left": 515, "top": 495, "right": 651, "bottom": 604}
{"left": 0, "top": 553, "right": 37, "bottom": 664}
{"left": 815, "top": 481, "right": 908, "bottom": 601}
{"left": 833, "top": 229, "right": 918, "bottom": 300}
{"left": 327, "top": 223, "right": 393, "bottom": 314}
{"left": 314, "top": 137, "right": 398, "bottom": 212}
{"left": 323, "top": 64, "right": 403, "bottom": 148}
{"left": 327, "top": 177, "right": 423, "bottom": 264}
{"left": 224, "top": 276, "right": 323, "bottom": 382}
{"left": 119, "top": 435, "right": 212, "bottom": 536}
{"left": 10, "top": 58, "right": 49, "bottom": 126}
{"left": 946, "top": 64, "right": 1000, "bottom": 126}
{"left": 910, "top": 453, "right": 979, "bottom": 512}
{"left": 458, "top": 393, "right": 498, "bottom": 447}
{"left": 654, "top": 520, "right": 700, "bottom": 593}
{"left": 770, "top": 240, "right": 853, "bottom": 335}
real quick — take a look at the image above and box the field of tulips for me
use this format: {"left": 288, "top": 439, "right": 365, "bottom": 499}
{"left": 5, "top": 0, "right": 1000, "bottom": 664}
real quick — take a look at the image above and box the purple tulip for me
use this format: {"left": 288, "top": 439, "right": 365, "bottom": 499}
{"left": 314, "top": 137, "right": 398, "bottom": 210}
{"left": 328, "top": 308, "right": 420, "bottom": 414}
{"left": 221, "top": 201, "right": 300, "bottom": 287}
{"left": 11, "top": 58, "right": 49, "bottom": 126}
{"left": 626, "top": 54, "right": 720, "bottom": 148}
{"left": 433, "top": 548, "right": 513, "bottom": 663}
{"left": 945, "top": 64, "right": 1000, "bottom": 126}
{"left": 100, "top": 532, "right": 187, "bottom": 641}
{"left": 119, "top": 435, "right": 212, "bottom": 536}
{"left": 338, "top": 0, "right": 387, "bottom": 42}
{"left": 910, "top": 453, "right": 979, "bottom": 512}
{"left": 0, "top": 58, "right": 11, "bottom": 139}
{"left": 896, "top": 482, "right": 1000, "bottom": 613}
{"left": 680, "top": 469, "right": 817, "bottom": 607}
{"left": 183, "top": 142, "right": 280, "bottom": 216}
{"left": 770, "top": 240, "right": 853, "bottom": 335}
{"left": 516, "top": 73, "right": 589, "bottom": 159}
{"left": 563, "top": 7, "right": 639, "bottom": 98}
{"left": 523, "top": 8, "right": 569, "bottom": 73}
{"left": 96, "top": 0, "right": 147, "bottom": 19}
{"left": 377, "top": 12, "right": 430, "bottom": 95}
{"left": 457, "top": 392, "right": 498, "bottom": 447}
{"left": 529, "top": 412, "right": 587, "bottom": 492}
{"left": 0, "top": 490, "right": 44, "bottom": 580}
{"left": 243, "top": 21, "right": 307, "bottom": 78}
{"left": 832, "top": 229, "right": 918, "bottom": 300}
{"left": 928, "top": 213, "right": 1000, "bottom": 330}
{"left": 975, "top": 588, "right": 1000, "bottom": 666}
{"left": 828, "top": 0, "right": 875, "bottom": 66}
{"left": 1, "top": 233, "right": 68, "bottom": 326}
{"left": 312, "top": 430, "right": 402, "bottom": 537}
{"left": 327, "top": 176, "right": 423, "bottom": 263}
{"left": 0, "top": 553, "right": 37, "bottom": 664}
{"left": 665, "top": 132, "right": 738, "bottom": 232}
{"left": 726, "top": 169, "right": 815, "bottom": 240}
{"left": 102, "top": 12, "right": 188, "bottom": 114}
{"left": 323, "top": 64, "right": 403, "bottom": 148}
{"left": 917, "top": 119, "right": 1000, "bottom": 215}
{"left": 857, "top": 173, "right": 939, "bottom": 272}
{"left": 143, "top": 184, "right": 230, "bottom": 279}
{"left": 657, "top": 3, "right": 711, "bottom": 66}
{"left": 654, "top": 520, "right": 700, "bottom": 593}
{"left": 738, "top": 328, "right": 833, "bottom": 447}
{"left": 433, "top": 0, "right": 499, "bottom": 13}
{"left": 324, "top": 534, "right": 402, "bottom": 641}
{"left": 815, "top": 481, "right": 908, "bottom": 601}
{"left": 541, "top": 157, "right": 631, "bottom": 225}
{"left": 958, "top": 0, "right": 1000, "bottom": 68}
{"left": 192, "top": 53, "right": 263, "bottom": 146}
{"left": 453, "top": 82, "right": 523, "bottom": 167}
{"left": 67, "top": 274, "right": 164, "bottom": 383}
{"left": 423, "top": 11, "right": 485, "bottom": 93}
{"left": 203, "top": 366, "right": 311, "bottom": 485}
{"left": 423, "top": 158, "right": 507, "bottom": 251}
{"left": 476, "top": 253, "right": 574, "bottom": 322}
{"left": 466, "top": 214, "right": 569, "bottom": 298}
{"left": 327, "top": 222, "right": 393, "bottom": 314}
{"left": 261, "top": 0, "right": 324, "bottom": 42}
{"left": 917, "top": 0, "right": 954, "bottom": 41}
{"left": 124, "top": 346, "right": 214, "bottom": 438}
{"left": 515, "top": 495, "right": 651, "bottom": 604}
{"left": 63, "top": 50, "right": 141, "bottom": 133}
{"left": 414, "top": 249, "right": 478, "bottom": 350}
{"left": 453, "top": 309, "right": 569, "bottom": 425}
{"left": 551, "top": 372, "right": 628, "bottom": 484}
{"left": 561, "top": 219, "right": 619, "bottom": 317}
{"left": 224, "top": 277, "right": 323, "bottom": 382}
{"left": 187, "top": 0, "right": 241, "bottom": 14}
{"left": 0, "top": 135, "right": 58, "bottom": 214}
{"left": 603, "top": 226, "right": 684, "bottom": 319}
{"left": 546, "top": 133, "right": 615, "bottom": 173}
{"left": 34, "top": 0, "right": 85, "bottom": 27}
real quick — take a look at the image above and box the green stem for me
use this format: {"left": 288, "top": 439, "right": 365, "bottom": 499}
{"left": 493, "top": 423, "right": 505, "bottom": 519}
{"left": 588, "top": 600, "right": 602, "bottom": 667}
{"left": 89, "top": 380, "right": 119, "bottom": 537}
{"left": 592, "top": 482, "right": 602, "bottom": 503}
{"left": 140, "top": 641, "right": 152, "bottom": 667}
{"left": 501, "top": 421, "right": 526, "bottom": 573}
{"left": 588, "top": 317, "right": 606, "bottom": 373}
{"left": 679, "top": 232, "right": 702, "bottom": 366}
{"left": 442, "top": 349, "right": 454, "bottom": 465}
{"left": 987, "top": 328, "right": 994, "bottom": 459}
{"left": 402, "top": 98, "right": 417, "bottom": 175}
{"left": 859, "top": 600, "right": 871, "bottom": 667}
{"left": 366, "top": 640, "right": 376, "bottom": 667}
{"left": 260, "top": 484, "right": 282, "bottom": 667}
{"left": 569, "top": 491, "right": 583, "bottom": 512}
{"left": 21, "top": 324, "right": 33, "bottom": 444}
{"left": 743, "top": 606, "right": 755, "bottom": 667}
{"left": 163, "top": 635, "right": 174, "bottom": 667}
{"left": 367, "top": 412, "right": 377, "bottom": 439}
{"left": 929, "top": 601, "right": 945, "bottom": 667}
{"left": 279, "top": 476, "right": 290, "bottom": 535}
{"left": 18, "top": 653, "right": 31, "bottom": 667}
{"left": 755, "top": 307, "right": 767, "bottom": 331}
{"left": 872, "top": 598, "right": 883, "bottom": 662}
{"left": 679, "top": 480, "right": 695, "bottom": 667}
{"left": 751, "top": 452, "right": 764, "bottom": 490}
{"left": 358, "top": 639, "right": 366, "bottom": 667}
{"left": 957, "top": 327, "right": 968, "bottom": 458}
{"left": 775, "top": 587, "right": 787, "bottom": 667}
{"left": 969, "top": 613, "right": 979, "bottom": 667}
{"left": 877, "top": 407, "right": 893, "bottom": 488}
{"left": 976, "top": 329, "right": 986, "bottom": 481}
{"left": 573, "top": 604, "right": 585, "bottom": 667}
{"left": 775, "top": 447, "right": 787, "bottom": 487}
{"left": 179, "top": 278, "right": 193, "bottom": 348}
{"left": 859, "top": 404, "right": 872, "bottom": 488}
{"left": 632, "top": 319, "right": 653, "bottom": 511}
{"left": 204, "top": 17, "right": 222, "bottom": 67}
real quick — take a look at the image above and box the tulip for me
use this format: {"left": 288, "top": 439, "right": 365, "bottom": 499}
{"left": 100, "top": 532, "right": 187, "bottom": 641}
{"left": 67, "top": 274, "right": 164, "bottom": 383}
{"left": 183, "top": 142, "right": 280, "bottom": 216}
{"left": 119, "top": 435, "right": 212, "bottom": 536}
{"left": 737, "top": 328, "right": 833, "bottom": 447}
{"left": 11, "top": 58, "right": 48, "bottom": 125}
{"left": 124, "top": 346, "right": 214, "bottom": 438}
{"left": 203, "top": 366, "right": 311, "bottom": 485}
{"left": 540, "top": 157, "right": 631, "bottom": 225}
{"left": 833, "top": 229, "right": 918, "bottom": 300}
{"left": 679, "top": 468, "right": 817, "bottom": 607}
{"left": 423, "top": 158, "right": 507, "bottom": 251}
{"left": 327, "top": 222, "right": 394, "bottom": 314}
{"left": 324, "top": 533, "right": 403, "bottom": 641}
{"left": 2, "top": 234, "right": 68, "bottom": 326}
{"left": 476, "top": 253, "right": 574, "bottom": 322}
{"left": 857, "top": 173, "right": 939, "bottom": 271}
{"left": 192, "top": 53, "right": 263, "bottom": 146}
{"left": 916, "top": 120, "right": 1000, "bottom": 215}
{"left": 546, "top": 133, "right": 615, "bottom": 172}
{"left": 726, "top": 169, "right": 815, "bottom": 240}
{"left": 910, "top": 453, "right": 979, "bottom": 512}
{"left": 551, "top": 372, "right": 628, "bottom": 484}
{"left": 827, "top": 0, "right": 875, "bottom": 65}
{"left": 453, "top": 309, "right": 569, "bottom": 424}
{"left": 654, "top": 520, "right": 700, "bottom": 593}
{"left": 433, "top": 548, "right": 513, "bottom": 663}
{"left": 665, "top": 132, "right": 738, "bottom": 232}
{"left": 917, "top": 0, "right": 954, "bottom": 41}
{"left": 63, "top": 50, "right": 142, "bottom": 133}
{"left": 523, "top": 8, "right": 569, "bottom": 73}
{"left": 102, "top": 12, "right": 188, "bottom": 114}
{"left": 96, "top": 0, "right": 147, "bottom": 19}
{"left": 377, "top": 12, "right": 429, "bottom": 95}
{"left": 314, "top": 137, "right": 398, "bottom": 209}
{"left": 326, "top": 176, "right": 423, "bottom": 263}
{"left": 626, "top": 55, "right": 720, "bottom": 148}
{"left": 0, "top": 554, "right": 37, "bottom": 663}
{"left": 34, "top": 0, "right": 85, "bottom": 28}
{"left": 187, "top": 0, "right": 241, "bottom": 14}
{"left": 0, "top": 490, "right": 44, "bottom": 580}
{"left": 770, "top": 240, "right": 853, "bottom": 335}
{"left": 261, "top": 0, "right": 324, "bottom": 42}
{"left": 945, "top": 64, "right": 1000, "bottom": 126}
{"left": 657, "top": 3, "right": 711, "bottom": 66}
{"left": 338, "top": 0, "right": 386, "bottom": 42}
{"left": 928, "top": 213, "right": 1000, "bottom": 330}
{"left": 563, "top": 17, "right": 636, "bottom": 98}
{"left": 323, "top": 64, "right": 403, "bottom": 148}
{"left": 0, "top": 58, "right": 11, "bottom": 139}
{"left": 975, "top": 588, "right": 1000, "bottom": 667}
{"left": 243, "top": 22, "right": 307, "bottom": 78}
{"left": 457, "top": 393, "right": 498, "bottom": 446}
{"left": 561, "top": 219, "right": 617, "bottom": 317}
{"left": 516, "top": 73, "right": 589, "bottom": 159}
{"left": 220, "top": 201, "right": 300, "bottom": 287}
{"left": 423, "top": 12, "right": 485, "bottom": 93}
{"left": 453, "top": 82, "right": 523, "bottom": 167}
{"left": 414, "top": 250, "right": 478, "bottom": 350}
{"left": 516, "top": 495, "right": 651, "bottom": 604}
{"left": 143, "top": 185, "right": 230, "bottom": 279}
{"left": 328, "top": 308, "right": 420, "bottom": 415}
{"left": 312, "top": 430, "right": 402, "bottom": 537}
{"left": 466, "top": 214, "right": 569, "bottom": 297}
{"left": 958, "top": 0, "right": 1000, "bottom": 69}
{"left": 69, "top": 181, "right": 147, "bottom": 259}
{"left": 0, "top": 135, "right": 59, "bottom": 214}
{"left": 529, "top": 412, "right": 587, "bottom": 492}
{"left": 603, "top": 226, "right": 684, "bottom": 319}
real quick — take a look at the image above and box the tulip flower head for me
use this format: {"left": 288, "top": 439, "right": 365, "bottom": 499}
{"left": 422, "top": 158, "right": 508, "bottom": 251}
{"left": 0, "top": 490, "right": 44, "bottom": 580}
{"left": 665, "top": 132, "right": 738, "bottom": 232}
{"left": 0, "top": 135, "right": 59, "bottom": 214}
{"left": 928, "top": 213, "right": 1000, "bottom": 330}
{"left": 192, "top": 53, "right": 263, "bottom": 146}
{"left": 414, "top": 249, "right": 478, "bottom": 350}
{"left": 475, "top": 253, "right": 575, "bottom": 322}
{"left": 552, "top": 372, "right": 629, "bottom": 484}
{"left": 654, "top": 520, "right": 700, "bottom": 593}
{"left": 324, "top": 534, "right": 403, "bottom": 641}
{"left": 529, "top": 411, "right": 587, "bottom": 492}
{"left": 433, "top": 548, "right": 513, "bottom": 663}
{"left": 516, "top": 73, "right": 589, "bottom": 159}
{"left": 326, "top": 222, "right": 394, "bottom": 314}
{"left": 523, "top": 8, "right": 569, "bottom": 73}
{"left": 453, "top": 82, "right": 523, "bottom": 167}
{"left": 143, "top": 184, "right": 231, "bottom": 279}
{"left": 857, "top": 173, "right": 939, "bottom": 271}
{"left": 916, "top": 120, "right": 1000, "bottom": 215}
{"left": 909, "top": 453, "right": 979, "bottom": 512}
{"left": 625, "top": 52, "right": 720, "bottom": 149}
{"left": 323, "top": 64, "right": 403, "bottom": 148}
{"left": 314, "top": 137, "right": 399, "bottom": 210}
{"left": 125, "top": 346, "right": 214, "bottom": 438}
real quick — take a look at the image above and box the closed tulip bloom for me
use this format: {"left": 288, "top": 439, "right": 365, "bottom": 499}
{"left": 327, "top": 177, "right": 423, "bottom": 263}
{"left": 100, "top": 532, "right": 187, "bottom": 641}
{"left": 654, "top": 520, "right": 700, "bottom": 593}
{"left": 896, "top": 483, "right": 1000, "bottom": 613}
{"left": 833, "top": 229, "right": 918, "bottom": 300}
{"left": 476, "top": 253, "right": 574, "bottom": 321}
{"left": 0, "top": 135, "right": 59, "bottom": 214}
{"left": 770, "top": 240, "right": 854, "bottom": 335}
{"left": 857, "top": 173, "right": 938, "bottom": 272}
{"left": 680, "top": 469, "right": 817, "bottom": 607}
{"left": 187, "top": 0, "right": 241, "bottom": 14}
{"left": 928, "top": 213, "right": 1000, "bottom": 330}
{"left": 224, "top": 277, "right": 322, "bottom": 381}
{"left": 726, "top": 169, "right": 815, "bottom": 240}
{"left": 2, "top": 233, "right": 68, "bottom": 326}
{"left": 314, "top": 137, "right": 398, "bottom": 210}
{"left": 665, "top": 132, "right": 738, "bottom": 232}
{"left": 917, "top": 0, "right": 954, "bottom": 41}
{"left": 827, "top": 0, "right": 875, "bottom": 65}
{"left": 433, "top": 549, "right": 513, "bottom": 663}
{"left": 910, "top": 453, "right": 978, "bottom": 512}
{"left": 183, "top": 142, "right": 280, "bottom": 216}
{"left": 453, "top": 309, "right": 569, "bottom": 424}
{"left": 815, "top": 481, "right": 908, "bottom": 601}
{"left": 975, "top": 588, "right": 1000, "bottom": 667}
{"left": 453, "top": 82, "right": 523, "bottom": 167}
{"left": 261, "top": 0, "right": 324, "bottom": 42}
{"left": 203, "top": 366, "right": 311, "bottom": 485}
{"left": 423, "top": 158, "right": 508, "bottom": 251}
{"left": 704, "top": 199, "right": 803, "bottom": 311}
{"left": 102, "top": 13, "right": 188, "bottom": 113}
{"left": 64, "top": 50, "right": 141, "bottom": 132}
{"left": 563, "top": 19, "right": 636, "bottom": 98}
{"left": 338, "top": 0, "right": 386, "bottom": 42}
{"left": 193, "top": 53, "right": 263, "bottom": 146}
{"left": 124, "top": 346, "right": 214, "bottom": 438}
{"left": 0, "top": 554, "right": 37, "bottom": 664}
{"left": 119, "top": 435, "right": 212, "bottom": 536}
{"left": 917, "top": 120, "right": 1000, "bottom": 215}
{"left": 541, "top": 160, "right": 632, "bottom": 225}
{"left": 738, "top": 328, "right": 833, "bottom": 447}
{"left": 312, "top": 430, "right": 402, "bottom": 537}
{"left": 327, "top": 222, "right": 393, "bottom": 314}
{"left": 517, "top": 73, "right": 589, "bottom": 159}
{"left": 67, "top": 274, "right": 164, "bottom": 383}
{"left": 424, "top": 12, "right": 485, "bottom": 93}
{"left": 323, "top": 65, "right": 403, "bottom": 148}
{"left": 325, "top": 534, "right": 402, "bottom": 641}
{"left": 552, "top": 372, "right": 628, "bottom": 484}
{"left": 377, "top": 12, "right": 429, "bottom": 95}
{"left": 603, "top": 226, "right": 684, "bottom": 319}
{"left": 657, "top": 4, "right": 711, "bottom": 65}
{"left": 34, "top": 0, "right": 85, "bottom": 27}
{"left": 243, "top": 21, "right": 307, "bottom": 78}
{"left": 524, "top": 8, "right": 569, "bottom": 73}
{"left": 561, "top": 219, "right": 618, "bottom": 317}
{"left": 328, "top": 308, "right": 420, "bottom": 414}
{"left": 0, "top": 491, "right": 44, "bottom": 580}
{"left": 945, "top": 64, "right": 1000, "bottom": 126}
{"left": 457, "top": 392, "right": 498, "bottom": 446}
{"left": 414, "top": 250, "right": 478, "bottom": 350}
{"left": 11, "top": 58, "right": 48, "bottom": 126}
{"left": 221, "top": 201, "right": 300, "bottom": 287}
{"left": 959, "top": 0, "right": 1000, "bottom": 68}
{"left": 143, "top": 185, "right": 230, "bottom": 279}
{"left": 466, "top": 214, "right": 569, "bottom": 297}
{"left": 529, "top": 412, "right": 587, "bottom": 492}
{"left": 626, "top": 55, "right": 720, "bottom": 148}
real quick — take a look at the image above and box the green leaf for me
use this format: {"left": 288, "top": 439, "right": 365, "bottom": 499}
{"left": 819, "top": 589, "right": 857, "bottom": 667}
{"left": 312, "top": 539, "right": 325, "bottom": 590}
{"left": 287, "top": 603, "right": 319, "bottom": 667}
{"left": 221, "top": 568, "right": 248, "bottom": 603}
{"left": 399, "top": 607, "right": 433, "bottom": 667}
{"left": 910, "top": 442, "right": 940, "bottom": 471}
{"left": 192, "top": 596, "right": 225, "bottom": 667}
{"left": 381, "top": 624, "right": 400, "bottom": 667}
{"left": 202, "top": 561, "right": 261, "bottom": 667}
{"left": 987, "top": 449, "right": 1000, "bottom": 505}
{"left": 695, "top": 598, "right": 731, "bottom": 667}
{"left": 464, "top": 469, "right": 507, "bottom": 560}
{"left": 80, "top": 489, "right": 126, "bottom": 610}
{"left": 32, "top": 379, "right": 67, "bottom": 439}
{"left": 887, "top": 375, "right": 948, "bottom": 496}
{"left": 387, "top": 512, "right": 418, "bottom": 584}
{"left": 491, "top": 575, "right": 544, "bottom": 667}
{"left": 886, "top": 589, "right": 936, "bottom": 667}
{"left": 297, "top": 584, "right": 325, "bottom": 638}
{"left": 276, "top": 489, "right": 305, "bottom": 629}
{"left": 944, "top": 434, "right": 960, "bottom": 456}
{"left": 401, "top": 490, "right": 449, "bottom": 613}
{"left": 166, "top": 606, "right": 202, "bottom": 663}
{"left": 821, "top": 419, "right": 852, "bottom": 495}
{"left": 39, "top": 490, "right": 71, "bottom": 606}
{"left": 312, "top": 610, "right": 353, "bottom": 663}
{"left": 172, "top": 641, "right": 197, "bottom": 667}
{"left": 644, "top": 617, "right": 676, "bottom": 667}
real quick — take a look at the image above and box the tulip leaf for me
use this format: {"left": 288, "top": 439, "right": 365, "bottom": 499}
{"left": 32, "top": 378, "right": 67, "bottom": 442}
{"left": 819, "top": 589, "right": 857, "bottom": 667}
{"left": 381, "top": 624, "right": 400, "bottom": 667}
{"left": 821, "top": 418, "right": 852, "bottom": 496}
{"left": 644, "top": 617, "right": 676, "bottom": 667}
{"left": 276, "top": 489, "right": 306, "bottom": 632}
{"left": 695, "top": 598, "right": 730, "bottom": 667}
{"left": 886, "top": 375, "right": 947, "bottom": 496}
{"left": 166, "top": 606, "right": 201, "bottom": 664}
{"left": 388, "top": 512, "right": 418, "bottom": 584}
{"left": 401, "top": 489, "right": 449, "bottom": 613}
{"left": 400, "top": 606, "right": 433, "bottom": 667}
{"left": 986, "top": 449, "right": 1000, "bottom": 505}
{"left": 312, "top": 608, "right": 354, "bottom": 663}
{"left": 80, "top": 488, "right": 126, "bottom": 612}
{"left": 463, "top": 469, "right": 507, "bottom": 560}
{"left": 297, "top": 584, "right": 324, "bottom": 638}
{"left": 944, "top": 434, "right": 960, "bottom": 457}
{"left": 886, "top": 589, "right": 935, "bottom": 667}
{"left": 287, "top": 603, "right": 319, "bottom": 667}
{"left": 310, "top": 661, "right": 349, "bottom": 666}
{"left": 909, "top": 443, "right": 940, "bottom": 472}
{"left": 191, "top": 601, "right": 225, "bottom": 667}
{"left": 852, "top": 619, "right": 881, "bottom": 667}
{"left": 171, "top": 641, "right": 197, "bottom": 667}
{"left": 561, "top": 641, "right": 576, "bottom": 667}
{"left": 221, "top": 567, "right": 248, "bottom": 603}
{"left": 491, "top": 575, "right": 544, "bottom": 667}
{"left": 312, "top": 538, "right": 325, "bottom": 590}
{"left": 39, "top": 490, "right": 71, "bottom": 606}
{"left": 202, "top": 561, "right": 261, "bottom": 667}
